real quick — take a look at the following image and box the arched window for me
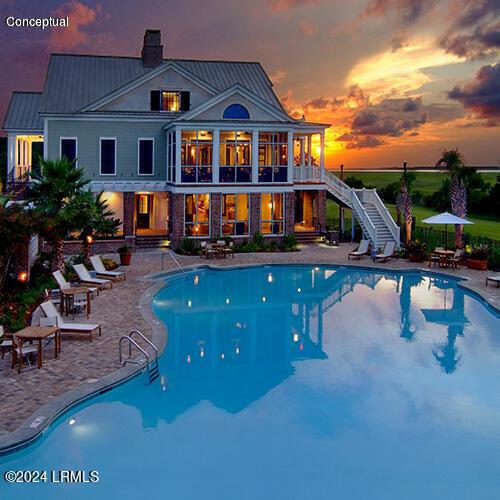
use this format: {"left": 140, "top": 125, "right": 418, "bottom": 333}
{"left": 223, "top": 103, "right": 250, "bottom": 119}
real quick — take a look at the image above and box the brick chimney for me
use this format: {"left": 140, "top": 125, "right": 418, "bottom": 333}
{"left": 142, "top": 29, "right": 163, "bottom": 68}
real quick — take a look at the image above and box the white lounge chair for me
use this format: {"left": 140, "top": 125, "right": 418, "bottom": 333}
{"left": 486, "top": 275, "right": 500, "bottom": 287}
{"left": 11, "top": 333, "right": 39, "bottom": 373}
{"left": 374, "top": 241, "right": 396, "bottom": 263}
{"left": 73, "top": 264, "right": 113, "bottom": 290}
{"left": 40, "top": 300, "right": 101, "bottom": 342}
{"left": 53, "top": 270, "right": 98, "bottom": 297}
{"left": 0, "top": 325, "right": 13, "bottom": 359}
{"left": 90, "top": 256, "right": 126, "bottom": 281}
{"left": 348, "top": 239, "right": 370, "bottom": 260}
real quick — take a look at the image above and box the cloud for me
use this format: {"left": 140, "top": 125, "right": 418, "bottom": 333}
{"left": 269, "top": 69, "right": 287, "bottom": 84}
{"left": 270, "top": 0, "right": 321, "bottom": 13}
{"left": 439, "top": 0, "right": 500, "bottom": 59}
{"left": 448, "top": 63, "right": 500, "bottom": 123}
{"left": 49, "top": 1, "right": 98, "bottom": 51}
{"left": 337, "top": 134, "right": 385, "bottom": 149}
{"left": 298, "top": 20, "right": 317, "bottom": 36}
{"left": 359, "top": 0, "right": 438, "bottom": 26}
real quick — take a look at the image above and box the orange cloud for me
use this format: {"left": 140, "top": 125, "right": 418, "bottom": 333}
{"left": 270, "top": 0, "right": 321, "bottom": 13}
{"left": 49, "top": 1, "right": 98, "bottom": 51}
{"left": 299, "top": 20, "right": 317, "bottom": 36}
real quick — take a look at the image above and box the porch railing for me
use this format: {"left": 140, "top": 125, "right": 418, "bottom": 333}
{"left": 293, "top": 166, "right": 322, "bottom": 182}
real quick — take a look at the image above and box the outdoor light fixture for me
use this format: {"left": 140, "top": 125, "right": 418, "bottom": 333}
{"left": 69, "top": 419, "right": 76, "bottom": 426}
{"left": 17, "top": 271, "right": 28, "bottom": 283}
{"left": 86, "top": 234, "right": 94, "bottom": 244}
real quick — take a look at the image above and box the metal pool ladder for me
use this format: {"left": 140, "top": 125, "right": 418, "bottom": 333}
{"left": 119, "top": 330, "right": 159, "bottom": 385}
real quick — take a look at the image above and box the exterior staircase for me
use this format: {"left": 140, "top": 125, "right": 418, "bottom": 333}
{"left": 324, "top": 170, "right": 400, "bottom": 249}
{"left": 135, "top": 234, "right": 170, "bottom": 250}
{"left": 295, "top": 231, "right": 322, "bottom": 245}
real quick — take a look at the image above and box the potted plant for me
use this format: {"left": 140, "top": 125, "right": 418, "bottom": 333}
{"left": 406, "top": 239, "right": 427, "bottom": 262}
{"left": 466, "top": 243, "right": 489, "bottom": 271}
{"left": 118, "top": 245, "right": 133, "bottom": 266}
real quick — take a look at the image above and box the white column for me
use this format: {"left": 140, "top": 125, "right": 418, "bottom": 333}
{"left": 7, "top": 134, "right": 16, "bottom": 177}
{"left": 287, "top": 130, "right": 293, "bottom": 183}
{"left": 320, "top": 132, "right": 325, "bottom": 181}
{"left": 307, "top": 136, "right": 312, "bottom": 167}
{"left": 251, "top": 129, "right": 259, "bottom": 183}
{"left": 300, "top": 137, "right": 305, "bottom": 166}
{"left": 213, "top": 129, "right": 220, "bottom": 183}
{"left": 175, "top": 128, "right": 181, "bottom": 184}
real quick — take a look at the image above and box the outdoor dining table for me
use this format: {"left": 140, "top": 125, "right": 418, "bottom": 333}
{"left": 60, "top": 286, "right": 92, "bottom": 319}
{"left": 211, "top": 243, "right": 227, "bottom": 259}
{"left": 14, "top": 326, "right": 60, "bottom": 373}
{"left": 432, "top": 249, "right": 455, "bottom": 268}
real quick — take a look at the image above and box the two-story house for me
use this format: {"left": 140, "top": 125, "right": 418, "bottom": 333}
{"left": 3, "top": 30, "right": 330, "bottom": 249}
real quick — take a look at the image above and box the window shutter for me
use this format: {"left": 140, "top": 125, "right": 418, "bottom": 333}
{"left": 150, "top": 90, "right": 161, "bottom": 111}
{"left": 180, "top": 91, "right": 190, "bottom": 111}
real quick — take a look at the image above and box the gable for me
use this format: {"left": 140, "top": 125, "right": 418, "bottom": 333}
{"left": 97, "top": 67, "right": 214, "bottom": 112}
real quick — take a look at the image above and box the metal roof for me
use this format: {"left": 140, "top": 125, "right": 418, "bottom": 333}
{"left": 39, "top": 54, "right": 284, "bottom": 114}
{"left": 3, "top": 92, "right": 43, "bottom": 131}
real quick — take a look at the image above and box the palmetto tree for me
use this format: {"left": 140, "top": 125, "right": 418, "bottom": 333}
{"left": 27, "top": 158, "right": 90, "bottom": 271}
{"left": 436, "top": 149, "right": 467, "bottom": 248}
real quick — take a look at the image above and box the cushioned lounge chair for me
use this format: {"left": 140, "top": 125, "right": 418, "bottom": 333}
{"left": 90, "top": 255, "right": 126, "bottom": 281}
{"left": 373, "top": 241, "right": 396, "bottom": 263}
{"left": 73, "top": 264, "right": 113, "bottom": 290}
{"left": 348, "top": 239, "right": 370, "bottom": 260}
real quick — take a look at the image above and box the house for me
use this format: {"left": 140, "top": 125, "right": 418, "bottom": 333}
{"left": 3, "top": 30, "right": 329, "bottom": 249}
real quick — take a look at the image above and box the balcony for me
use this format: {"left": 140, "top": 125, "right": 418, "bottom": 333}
{"left": 293, "top": 166, "right": 322, "bottom": 183}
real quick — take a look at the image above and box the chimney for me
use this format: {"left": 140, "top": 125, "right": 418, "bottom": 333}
{"left": 142, "top": 29, "right": 163, "bottom": 68}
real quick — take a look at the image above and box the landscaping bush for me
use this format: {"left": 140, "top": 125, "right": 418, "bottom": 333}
{"left": 176, "top": 237, "right": 199, "bottom": 255}
{"left": 281, "top": 234, "right": 298, "bottom": 252}
{"left": 488, "top": 247, "right": 500, "bottom": 271}
{"left": 252, "top": 232, "right": 264, "bottom": 248}
{"left": 101, "top": 257, "right": 119, "bottom": 270}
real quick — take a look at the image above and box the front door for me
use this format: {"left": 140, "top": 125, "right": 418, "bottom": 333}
{"left": 136, "top": 194, "right": 153, "bottom": 230}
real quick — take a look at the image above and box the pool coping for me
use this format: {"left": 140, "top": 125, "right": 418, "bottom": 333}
{"left": 1, "top": 261, "right": 497, "bottom": 454}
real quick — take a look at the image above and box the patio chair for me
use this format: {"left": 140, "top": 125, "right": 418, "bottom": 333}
{"left": 11, "top": 333, "right": 39, "bottom": 373}
{"left": 53, "top": 270, "right": 98, "bottom": 297}
{"left": 73, "top": 264, "right": 113, "bottom": 290}
{"left": 90, "top": 255, "right": 126, "bottom": 281}
{"left": 446, "top": 249, "right": 464, "bottom": 269}
{"left": 223, "top": 241, "right": 235, "bottom": 259}
{"left": 348, "top": 239, "right": 370, "bottom": 260}
{"left": 485, "top": 275, "right": 500, "bottom": 287}
{"left": 428, "top": 252, "right": 440, "bottom": 267}
{"left": 373, "top": 241, "right": 396, "bottom": 263}
{"left": 0, "top": 325, "right": 13, "bottom": 359}
{"left": 40, "top": 300, "right": 102, "bottom": 342}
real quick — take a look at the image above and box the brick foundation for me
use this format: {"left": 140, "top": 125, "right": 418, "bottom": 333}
{"left": 249, "top": 193, "right": 261, "bottom": 236}
{"left": 123, "top": 192, "right": 135, "bottom": 237}
{"left": 210, "top": 193, "right": 222, "bottom": 239}
{"left": 318, "top": 189, "right": 326, "bottom": 231}
{"left": 170, "top": 193, "right": 185, "bottom": 245}
{"left": 285, "top": 192, "right": 295, "bottom": 235}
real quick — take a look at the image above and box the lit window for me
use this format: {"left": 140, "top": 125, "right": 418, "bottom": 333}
{"left": 219, "top": 131, "right": 252, "bottom": 183}
{"left": 261, "top": 193, "right": 284, "bottom": 235}
{"left": 223, "top": 104, "right": 250, "bottom": 119}
{"left": 161, "top": 91, "right": 180, "bottom": 112}
{"left": 185, "top": 194, "right": 210, "bottom": 236}
{"left": 181, "top": 131, "right": 213, "bottom": 183}
{"left": 222, "top": 194, "right": 249, "bottom": 236}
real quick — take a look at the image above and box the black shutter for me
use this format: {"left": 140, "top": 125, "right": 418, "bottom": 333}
{"left": 150, "top": 90, "right": 161, "bottom": 111}
{"left": 180, "top": 91, "right": 190, "bottom": 111}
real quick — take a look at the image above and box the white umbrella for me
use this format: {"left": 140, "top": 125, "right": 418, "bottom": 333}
{"left": 421, "top": 212, "right": 473, "bottom": 248}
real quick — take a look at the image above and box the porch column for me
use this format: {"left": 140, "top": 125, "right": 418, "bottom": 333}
{"left": 318, "top": 190, "right": 326, "bottom": 231}
{"left": 320, "top": 132, "right": 325, "bottom": 181}
{"left": 123, "top": 192, "right": 135, "bottom": 238}
{"left": 351, "top": 210, "right": 355, "bottom": 241}
{"left": 249, "top": 193, "right": 261, "bottom": 236}
{"left": 170, "top": 193, "right": 185, "bottom": 245}
{"left": 300, "top": 137, "right": 305, "bottom": 166}
{"left": 287, "top": 130, "right": 293, "bottom": 183}
{"left": 213, "top": 129, "right": 220, "bottom": 183}
{"left": 284, "top": 192, "right": 295, "bottom": 235}
{"left": 7, "top": 134, "right": 16, "bottom": 177}
{"left": 251, "top": 129, "right": 259, "bottom": 183}
{"left": 307, "top": 136, "right": 312, "bottom": 167}
{"left": 175, "top": 129, "right": 181, "bottom": 184}
{"left": 210, "top": 193, "right": 222, "bottom": 238}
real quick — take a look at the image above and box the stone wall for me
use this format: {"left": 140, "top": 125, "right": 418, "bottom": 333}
{"left": 170, "top": 193, "right": 185, "bottom": 244}
{"left": 210, "top": 193, "right": 222, "bottom": 239}
{"left": 123, "top": 192, "right": 135, "bottom": 236}
{"left": 249, "top": 193, "right": 261, "bottom": 237}
{"left": 39, "top": 238, "right": 128, "bottom": 256}
{"left": 317, "top": 189, "right": 327, "bottom": 230}
{"left": 285, "top": 192, "right": 295, "bottom": 235}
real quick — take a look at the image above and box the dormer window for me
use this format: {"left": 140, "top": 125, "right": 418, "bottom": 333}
{"left": 150, "top": 90, "right": 190, "bottom": 112}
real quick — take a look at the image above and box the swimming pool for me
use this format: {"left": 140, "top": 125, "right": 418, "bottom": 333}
{"left": 1, "top": 265, "right": 499, "bottom": 500}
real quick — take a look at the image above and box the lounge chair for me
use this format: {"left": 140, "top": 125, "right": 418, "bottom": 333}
{"left": 486, "top": 275, "right": 500, "bottom": 287}
{"left": 374, "top": 241, "right": 396, "bottom": 263}
{"left": 348, "top": 239, "right": 370, "bottom": 260}
{"left": 53, "top": 270, "right": 98, "bottom": 297}
{"left": 90, "top": 255, "right": 126, "bottom": 281}
{"left": 40, "top": 300, "right": 101, "bottom": 342}
{"left": 11, "top": 334, "right": 39, "bottom": 373}
{"left": 73, "top": 264, "right": 113, "bottom": 290}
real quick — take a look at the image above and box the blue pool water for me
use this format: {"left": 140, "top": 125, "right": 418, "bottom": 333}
{"left": 1, "top": 265, "right": 500, "bottom": 500}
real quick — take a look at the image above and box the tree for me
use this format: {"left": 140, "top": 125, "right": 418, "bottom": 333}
{"left": 436, "top": 149, "right": 467, "bottom": 248}
{"left": 27, "top": 158, "right": 90, "bottom": 271}
{"left": 396, "top": 165, "right": 416, "bottom": 241}
{"left": 0, "top": 195, "right": 37, "bottom": 291}
{"left": 79, "top": 191, "right": 121, "bottom": 262}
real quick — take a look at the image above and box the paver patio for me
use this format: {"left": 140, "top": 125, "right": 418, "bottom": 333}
{"left": 0, "top": 243, "right": 498, "bottom": 435}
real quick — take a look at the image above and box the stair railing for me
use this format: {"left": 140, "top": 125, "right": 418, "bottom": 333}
{"left": 362, "top": 189, "right": 400, "bottom": 247}
{"left": 351, "top": 190, "right": 378, "bottom": 249}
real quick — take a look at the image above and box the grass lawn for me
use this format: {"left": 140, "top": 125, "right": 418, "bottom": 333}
{"left": 332, "top": 171, "right": 499, "bottom": 196}
{"left": 326, "top": 199, "right": 500, "bottom": 240}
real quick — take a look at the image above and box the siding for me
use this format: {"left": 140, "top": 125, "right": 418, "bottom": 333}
{"left": 46, "top": 120, "right": 167, "bottom": 181}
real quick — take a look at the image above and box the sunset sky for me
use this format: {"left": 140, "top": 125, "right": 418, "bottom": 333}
{"left": 1, "top": 0, "right": 499, "bottom": 168}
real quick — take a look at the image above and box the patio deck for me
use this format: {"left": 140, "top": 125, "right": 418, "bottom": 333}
{"left": 1, "top": 243, "right": 498, "bottom": 435}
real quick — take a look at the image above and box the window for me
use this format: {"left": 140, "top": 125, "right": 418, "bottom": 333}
{"left": 167, "top": 131, "right": 176, "bottom": 182}
{"left": 100, "top": 138, "right": 116, "bottom": 175}
{"left": 222, "top": 194, "right": 249, "bottom": 236}
{"left": 60, "top": 138, "right": 77, "bottom": 163}
{"left": 138, "top": 139, "right": 154, "bottom": 175}
{"left": 261, "top": 193, "right": 284, "bottom": 235}
{"left": 181, "top": 131, "right": 213, "bottom": 182}
{"left": 258, "top": 132, "right": 288, "bottom": 182}
{"left": 219, "top": 131, "right": 252, "bottom": 183}
{"left": 223, "top": 104, "right": 250, "bottom": 119}
{"left": 185, "top": 194, "right": 210, "bottom": 236}
{"left": 150, "top": 90, "right": 190, "bottom": 112}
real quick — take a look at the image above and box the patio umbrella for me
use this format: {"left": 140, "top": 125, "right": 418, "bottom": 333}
{"left": 421, "top": 212, "right": 473, "bottom": 248}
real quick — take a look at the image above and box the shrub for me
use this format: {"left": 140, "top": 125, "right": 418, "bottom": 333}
{"left": 467, "top": 243, "right": 489, "bottom": 260}
{"left": 281, "top": 234, "right": 298, "bottom": 251}
{"left": 405, "top": 239, "right": 427, "bottom": 259}
{"left": 118, "top": 244, "right": 133, "bottom": 254}
{"left": 488, "top": 247, "right": 500, "bottom": 270}
{"left": 177, "top": 237, "right": 199, "bottom": 255}
{"left": 252, "top": 232, "right": 264, "bottom": 247}
{"left": 101, "top": 257, "right": 119, "bottom": 270}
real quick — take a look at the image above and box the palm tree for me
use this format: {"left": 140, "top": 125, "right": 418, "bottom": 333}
{"left": 436, "top": 149, "right": 467, "bottom": 248}
{"left": 27, "top": 158, "right": 90, "bottom": 271}
{"left": 79, "top": 191, "right": 121, "bottom": 262}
